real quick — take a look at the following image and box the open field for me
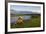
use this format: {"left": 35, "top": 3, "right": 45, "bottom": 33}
{"left": 10, "top": 14, "right": 41, "bottom": 28}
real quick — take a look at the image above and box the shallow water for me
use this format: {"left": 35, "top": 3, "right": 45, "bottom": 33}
{"left": 11, "top": 16, "right": 31, "bottom": 23}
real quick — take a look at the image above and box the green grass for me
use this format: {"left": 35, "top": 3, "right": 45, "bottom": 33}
{"left": 11, "top": 14, "right": 41, "bottom": 28}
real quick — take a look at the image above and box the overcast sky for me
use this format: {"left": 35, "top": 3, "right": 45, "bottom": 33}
{"left": 10, "top": 5, "right": 41, "bottom": 13}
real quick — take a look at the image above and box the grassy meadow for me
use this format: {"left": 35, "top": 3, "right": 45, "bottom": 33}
{"left": 10, "top": 14, "right": 41, "bottom": 28}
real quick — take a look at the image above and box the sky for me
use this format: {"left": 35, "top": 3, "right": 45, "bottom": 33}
{"left": 10, "top": 5, "right": 41, "bottom": 13}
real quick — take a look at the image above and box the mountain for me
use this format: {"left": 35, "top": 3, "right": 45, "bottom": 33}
{"left": 11, "top": 9, "right": 32, "bottom": 14}
{"left": 10, "top": 9, "right": 40, "bottom": 14}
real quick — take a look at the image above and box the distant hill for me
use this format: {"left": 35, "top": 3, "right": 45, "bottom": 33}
{"left": 10, "top": 9, "right": 40, "bottom": 15}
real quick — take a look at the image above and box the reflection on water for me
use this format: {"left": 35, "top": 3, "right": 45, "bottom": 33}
{"left": 11, "top": 16, "right": 31, "bottom": 23}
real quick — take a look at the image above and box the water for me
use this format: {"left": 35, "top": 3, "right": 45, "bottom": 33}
{"left": 11, "top": 16, "right": 31, "bottom": 23}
